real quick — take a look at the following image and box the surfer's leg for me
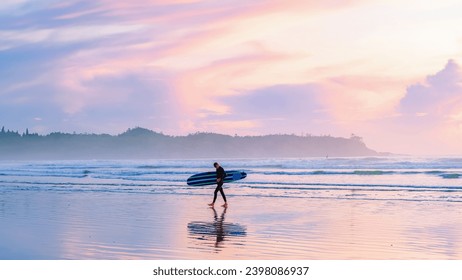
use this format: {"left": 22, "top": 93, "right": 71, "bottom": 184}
{"left": 217, "top": 182, "right": 227, "bottom": 207}
{"left": 220, "top": 188, "right": 228, "bottom": 207}
{"left": 214, "top": 187, "right": 219, "bottom": 202}
{"left": 219, "top": 187, "right": 227, "bottom": 203}
{"left": 209, "top": 186, "right": 219, "bottom": 206}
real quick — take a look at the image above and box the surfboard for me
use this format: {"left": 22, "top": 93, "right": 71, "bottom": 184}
{"left": 187, "top": 170, "right": 247, "bottom": 186}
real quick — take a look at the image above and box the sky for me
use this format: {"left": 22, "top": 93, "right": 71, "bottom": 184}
{"left": 1, "top": 0, "right": 462, "bottom": 155}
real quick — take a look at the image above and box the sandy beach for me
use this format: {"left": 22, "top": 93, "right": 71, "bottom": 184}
{"left": 1, "top": 189, "right": 461, "bottom": 260}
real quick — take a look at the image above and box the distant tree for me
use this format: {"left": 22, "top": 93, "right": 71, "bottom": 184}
{"left": 350, "top": 133, "right": 363, "bottom": 142}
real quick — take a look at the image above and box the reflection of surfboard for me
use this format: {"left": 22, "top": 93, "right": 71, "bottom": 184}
{"left": 187, "top": 170, "right": 247, "bottom": 186}
{"left": 187, "top": 222, "right": 247, "bottom": 236}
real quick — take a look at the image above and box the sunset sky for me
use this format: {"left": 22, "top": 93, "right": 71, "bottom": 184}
{"left": 1, "top": 0, "right": 462, "bottom": 155}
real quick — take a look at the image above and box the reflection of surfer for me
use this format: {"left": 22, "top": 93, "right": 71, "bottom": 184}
{"left": 208, "top": 162, "right": 228, "bottom": 208}
{"left": 187, "top": 207, "right": 246, "bottom": 250}
{"left": 212, "top": 206, "right": 226, "bottom": 247}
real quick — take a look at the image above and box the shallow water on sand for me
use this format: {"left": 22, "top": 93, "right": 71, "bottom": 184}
{"left": 1, "top": 191, "right": 461, "bottom": 260}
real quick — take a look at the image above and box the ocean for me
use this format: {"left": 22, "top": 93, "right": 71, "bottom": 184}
{"left": 1, "top": 157, "right": 461, "bottom": 202}
{"left": 1, "top": 156, "right": 462, "bottom": 259}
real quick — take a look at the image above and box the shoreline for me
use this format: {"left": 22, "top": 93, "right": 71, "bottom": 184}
{"left": 1, "top": 190, "right": 461, "bottom": 260}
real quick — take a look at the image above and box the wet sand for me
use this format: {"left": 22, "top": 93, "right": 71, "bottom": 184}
{"left": 1, "top": 190, "right": 461, "bottom": 259}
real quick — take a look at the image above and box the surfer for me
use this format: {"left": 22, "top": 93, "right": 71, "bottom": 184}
{"left": 208, "top": 162, "right": 228, "bottom": 208}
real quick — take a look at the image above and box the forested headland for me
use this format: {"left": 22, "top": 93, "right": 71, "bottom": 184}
{"left": 0, "top": 127, "right": 381, "bottom": 160}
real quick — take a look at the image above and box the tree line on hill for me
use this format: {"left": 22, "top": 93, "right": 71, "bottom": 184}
{"left": 0, "top": 126, "right": 381, "bottom": 159}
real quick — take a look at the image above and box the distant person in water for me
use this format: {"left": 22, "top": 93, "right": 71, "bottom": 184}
{"left": 208, "top": 162, "right": 228, "bottom": 208}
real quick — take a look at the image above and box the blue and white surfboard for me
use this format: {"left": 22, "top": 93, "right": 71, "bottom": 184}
{"left": 186, "top": 170, "right": 247, "bottom": 186}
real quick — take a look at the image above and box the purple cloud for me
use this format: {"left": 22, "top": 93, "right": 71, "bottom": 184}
{"left": 400, "top": 59, "right": 462, "bottom": 116}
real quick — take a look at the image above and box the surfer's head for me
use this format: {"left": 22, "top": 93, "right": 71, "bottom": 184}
{"left": 213, "top": 162, "right": 219, "bottom": 168}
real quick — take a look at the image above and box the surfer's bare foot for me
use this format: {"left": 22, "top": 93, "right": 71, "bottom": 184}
{"left": 222, "top": 203, "right": 228, "bottom": 208}
{"left": 208, "top": 203, "right": 214, "bottom": 207}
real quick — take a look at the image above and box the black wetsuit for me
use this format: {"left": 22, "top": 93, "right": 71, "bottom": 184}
{"left": 213, "top": 166, "right": 227, "bottom": 203}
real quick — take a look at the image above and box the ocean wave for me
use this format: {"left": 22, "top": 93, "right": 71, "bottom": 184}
{"left": 2, "top": 177, "right": 460, "bottom": 192}
{"left": 137, "top": 165, "right": 197, "bottom": 169}
{"left": 238, "top": 183, "right": 462, "bottom": 191}
{"left": 353, "top": 170, "right": 394, "bottom": 175}
{"left": 251, "top": 169, "right": 459, "bottom": 177}
{"left": 0, "top": 169, "right": 194, "bottom": 179}
{"left": 4, "top": 186, "right": 460, "bottom": 203}
{"left": 440, "top": 173, "right": 462, "bottom": 179}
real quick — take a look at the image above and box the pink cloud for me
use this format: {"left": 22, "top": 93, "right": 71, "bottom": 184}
{"left": 381, "top": 59, "right": 462, "bottom": 154}
{"left": 300, "top": 61, "right": 462, "bottom": 155}
{"left": 400, "top": 59, "right": 462, "bottom": 118}
{"left": 44, "top": 0, "right": 365, "bottom": 125}
{"left": 171, "top": 49, "right": 298, "bottom": 121}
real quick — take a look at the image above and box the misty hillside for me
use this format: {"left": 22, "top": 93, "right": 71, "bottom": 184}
{"left": 0, "top": 127, "right": 380, "bottom": 160}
